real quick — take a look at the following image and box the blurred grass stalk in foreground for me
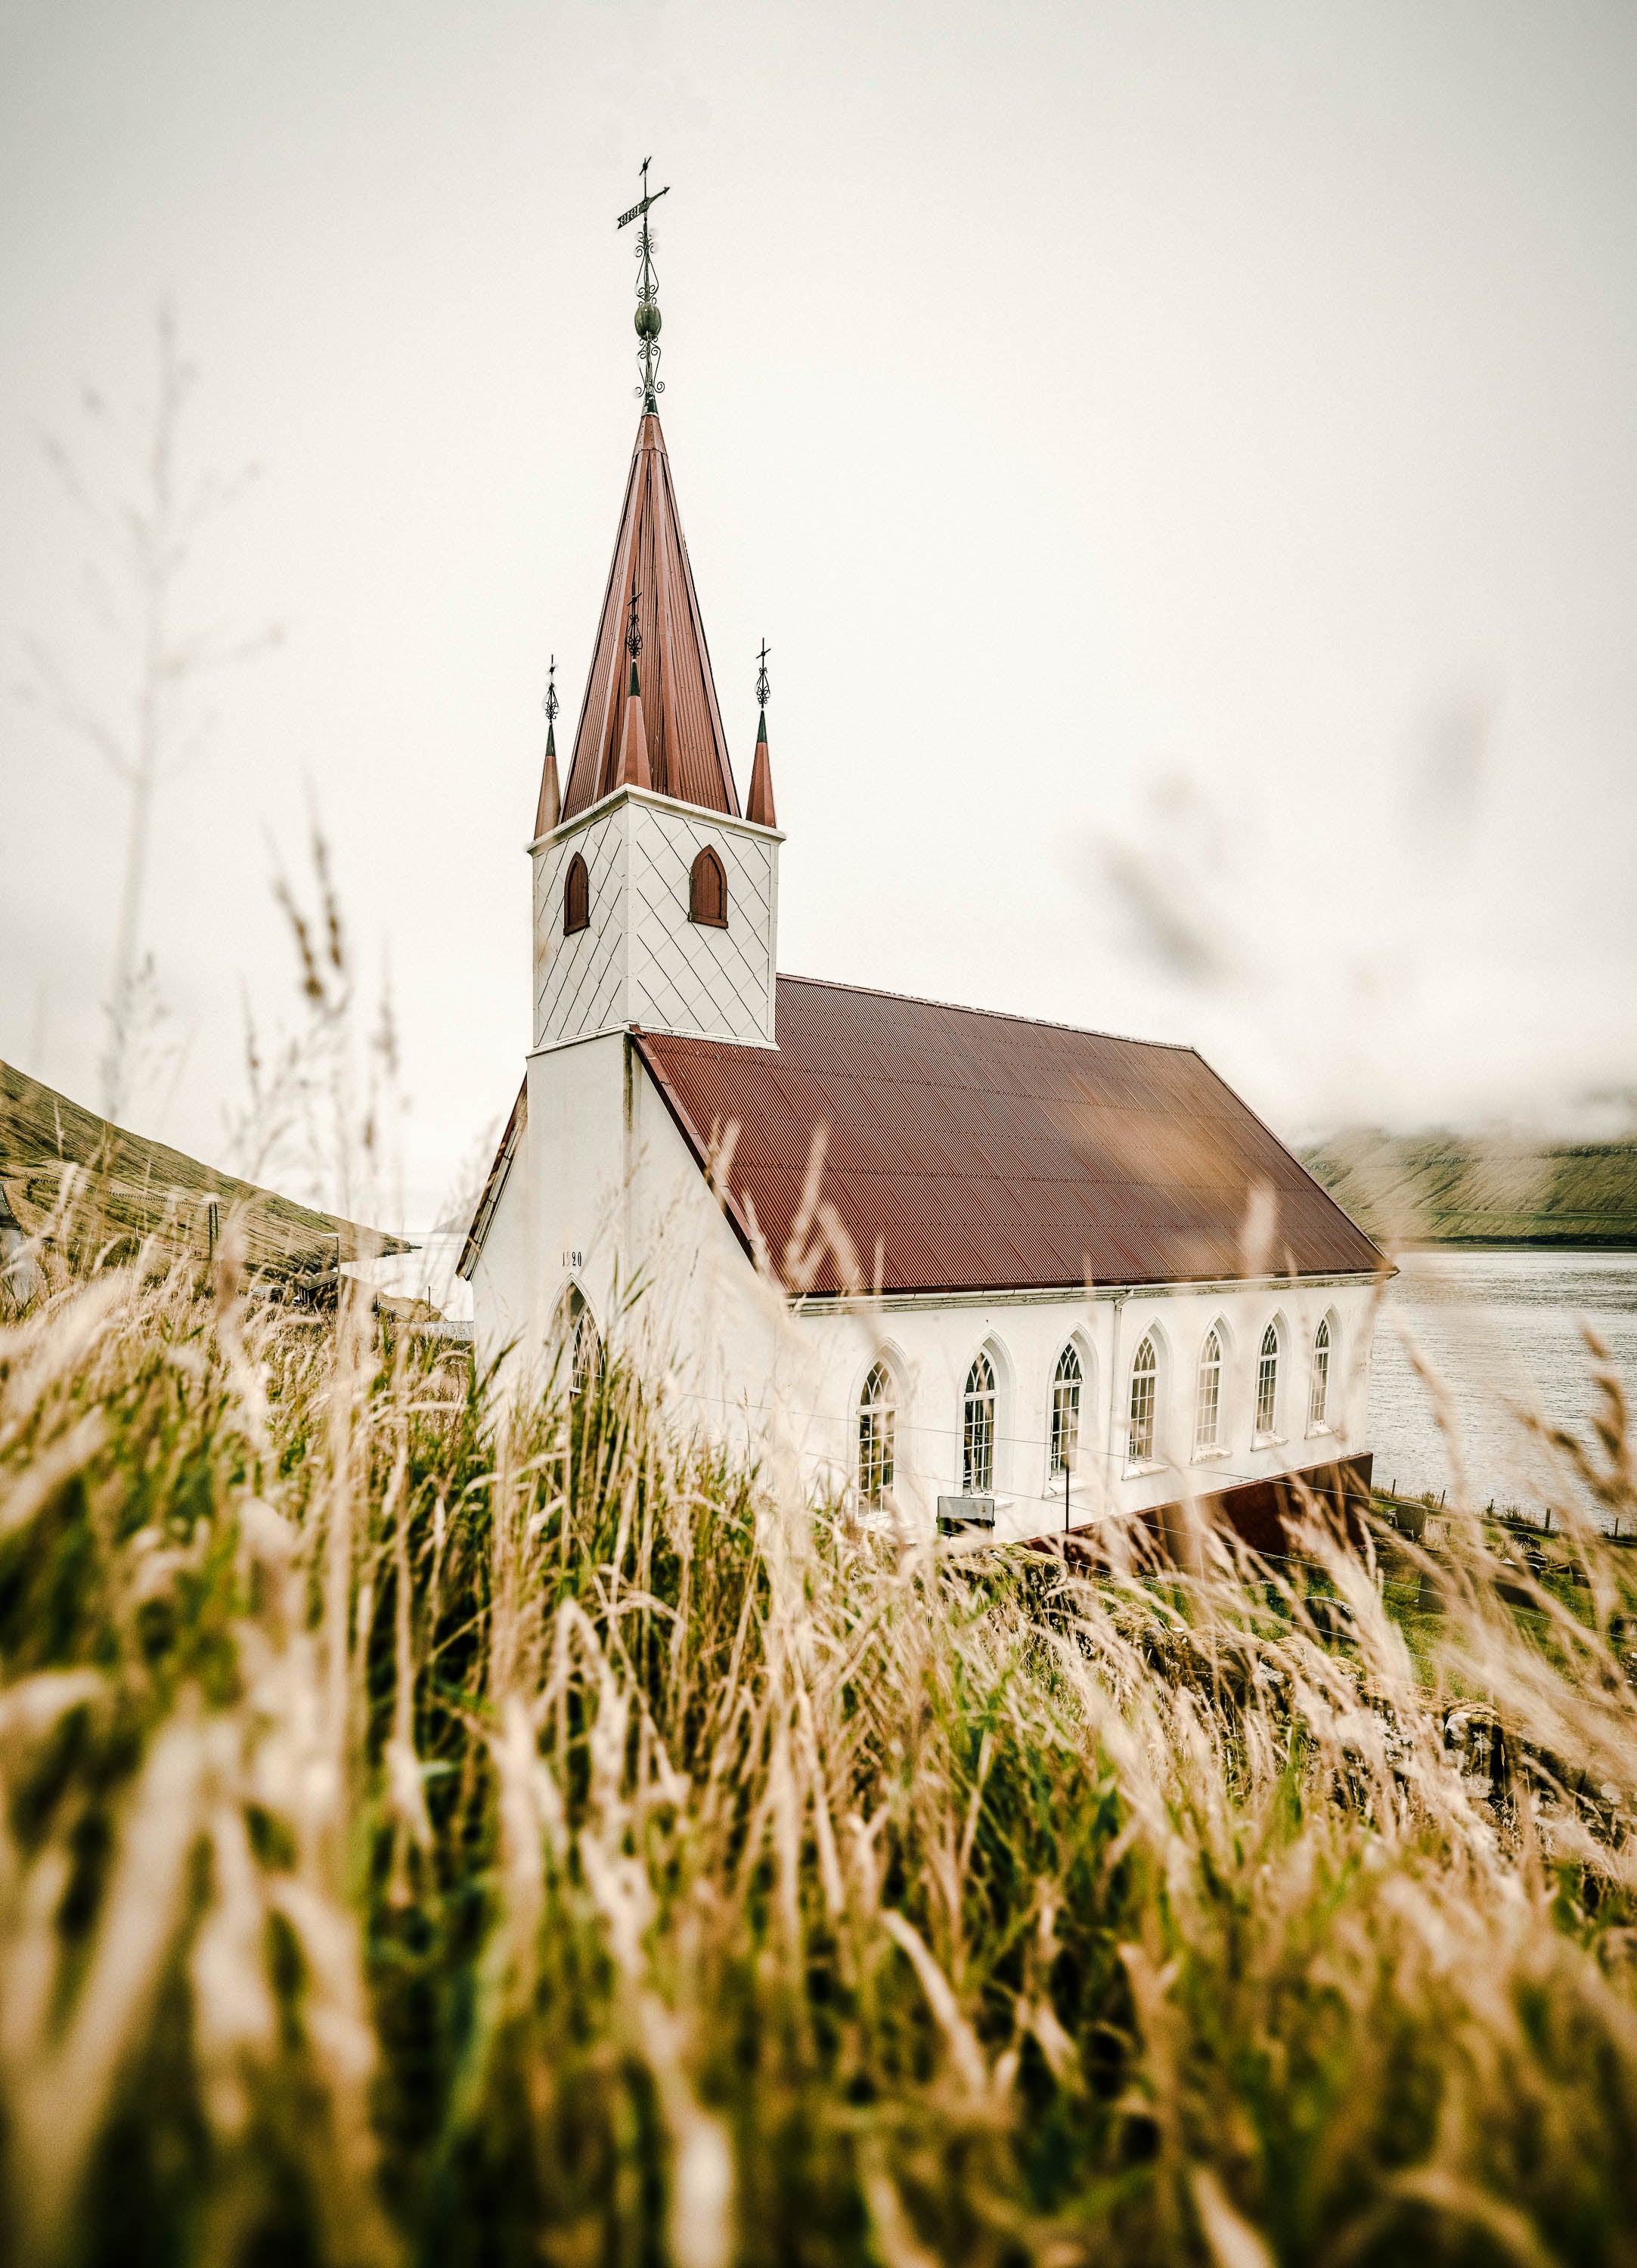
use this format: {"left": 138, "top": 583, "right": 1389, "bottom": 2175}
{"left": 1, "top": 1230, "right": 1636, "bottom": 2268}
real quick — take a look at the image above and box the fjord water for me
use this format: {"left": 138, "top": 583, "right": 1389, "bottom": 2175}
{"left": 1366, "top": 1250, "right": 1637, "bottom": 1525}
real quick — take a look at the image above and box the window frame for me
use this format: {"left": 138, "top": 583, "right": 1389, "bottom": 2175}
{"left": 688, "top": 844, "right": 728, "bottom": 928}
{"left": 1193, "top": 1326, "right": 1224, "bottom": 1458}
{"left": 1254, "top": 1321, "right": 1281, "bottom": 1442}
{"left": 563, "top": 851, "right": 590, "bottom": 936}
{"left": 857, "top": 1359, "right": 895, "bottom": 1504}
{"left": 1127, "top": 1332, "right": 1159, "bottom": 1468}
{"left": 1049, "top": 1341, "right": 1083, "bottom": 1478}
{"left": 963, "top": 1352, "right": 996, "bottom": 1495}
{"left": 1307, "top": 1316, "right": 1332, "bottom": 1433}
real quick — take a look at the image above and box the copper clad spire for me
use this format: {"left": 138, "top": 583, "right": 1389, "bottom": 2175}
{"left": 746, "top": 639, "right": 777, "bottom": 830}
{"left": 557, "top": 416, "right": 742, "bottom": 822}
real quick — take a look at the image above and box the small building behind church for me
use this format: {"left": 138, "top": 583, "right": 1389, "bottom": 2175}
{"left": 460, "top": 187, "right": 1384, "bottom": 1548}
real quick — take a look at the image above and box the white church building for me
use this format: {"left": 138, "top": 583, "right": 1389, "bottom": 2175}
{"left": 460, "top": 191, "right": 1384, "bottom": 1552}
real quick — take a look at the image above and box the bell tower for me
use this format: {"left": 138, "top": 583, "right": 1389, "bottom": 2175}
{"left": 529, "top": 172, "right": 780, "bottom": 1055}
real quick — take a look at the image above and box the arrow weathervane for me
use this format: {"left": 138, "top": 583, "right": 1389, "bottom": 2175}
{"left": 617, "top": 158, "right": 670, "bottom": 412}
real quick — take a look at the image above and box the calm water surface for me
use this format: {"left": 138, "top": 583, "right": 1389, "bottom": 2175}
{"left": 1367, "top": 1250, "right": 1637, "bottom": 1524}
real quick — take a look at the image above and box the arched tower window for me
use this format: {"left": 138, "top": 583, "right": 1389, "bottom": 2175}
{"left": 1128, "top": 1333, "right": 1158, "bottom": 1464}
{"left": 1050, "top": 1343, "right": 1082, "bottom": 1476}
{"left": 563, "top": 852, "right": 590, "bottom": 934}
{"left": 858, "top": 1361, "right": 894, "bottom": 1504}
{"left": 1255, "top": 1321, "right": 1280, "bottom": 1437}
{"left": 689, "top": 845, "right": 727, "bottom": 928}
{"left": 963, "top": 1352, "right": 995, "bottom": 1494}
{"left": 1194, "top": 1328, "right": 1223, "bottom": 1455}
{"left": 1309, "top": 1317, "right": 1332, "bottom": 1429}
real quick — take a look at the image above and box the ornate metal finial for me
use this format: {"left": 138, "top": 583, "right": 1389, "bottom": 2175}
{"left": 755, "top": 640, "right": 771, "bottom": 714}
{"left": 625, "top": 589, "right": 643, "bottom": 665}
{"left": 542, "top": 653, "right": 559, "bottom": 728}
{"left": 617, "top": 158, "right": 671, "bottom": 412}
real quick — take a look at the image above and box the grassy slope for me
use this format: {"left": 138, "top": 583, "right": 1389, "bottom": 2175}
{"left": 1301, "top": 1128, "right": 1637, "bottom": 1248}
{"left": 3, "top": 1265, "right": 1637, "bottom": 2267}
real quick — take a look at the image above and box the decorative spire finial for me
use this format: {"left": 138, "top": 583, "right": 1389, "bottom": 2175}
{"left": 616, "top": 157, "right": 670, "bottom": 413}
{"left": 746, "top": 637, "right": 777, "bottom": 829}
{"left": 542, "top": 653, "right": 559, "bottom": 730}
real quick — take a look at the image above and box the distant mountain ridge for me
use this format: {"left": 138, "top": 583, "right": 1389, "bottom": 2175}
{"left": 1300, "top": 1131, "right": 1637, "bottom": 1250}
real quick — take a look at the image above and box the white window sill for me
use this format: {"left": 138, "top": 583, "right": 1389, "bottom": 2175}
{"left": 1192, "top": 1445, "right": 1233, "bottom": 1465}
{"left": 1252, "top": 1432, "right": 1285, "bottom": 1452}
{"left": 1305, "top": 1422, "right": 1335, "bottom": 1442}
{"left": 1124, "top": 1458, "right": 1166, "bottom": 1479}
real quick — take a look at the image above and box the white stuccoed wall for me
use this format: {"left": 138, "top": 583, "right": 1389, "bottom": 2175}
{"left": 470, "top": 1030, "right": 1381, "bottom": 1548}
{"left": 532, "top": 787, "right": 780, "bottom": 1052}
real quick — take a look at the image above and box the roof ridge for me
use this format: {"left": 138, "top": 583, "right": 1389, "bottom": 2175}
{"left": 774, "top": 971, "right": 1198, "bottom": 1053}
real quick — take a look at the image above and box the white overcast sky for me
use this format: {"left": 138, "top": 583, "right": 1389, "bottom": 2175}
{"left": 2, "top": 0, "right": 1634, "bottom": 1235}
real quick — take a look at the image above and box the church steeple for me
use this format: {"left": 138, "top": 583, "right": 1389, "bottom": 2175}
{"left": 746, "top": 640, "right": 777, "bottom": 830}
{"left": 529, "top": 169, "right": 782, "bottom": 1058}
{"left": 537, "top": 166, "right": 744, "bottom": 835}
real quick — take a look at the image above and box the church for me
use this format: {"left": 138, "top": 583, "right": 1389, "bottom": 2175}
{"left": 460, "top": 177, "right": 1384, "bottom": 1549}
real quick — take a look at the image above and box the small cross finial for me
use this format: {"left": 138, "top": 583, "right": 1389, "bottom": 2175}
{"left": 755, "top": 640, "right": 771, "bottom": 712}
{"left": 542, "top": 653, "right": 559, "bottom": 727}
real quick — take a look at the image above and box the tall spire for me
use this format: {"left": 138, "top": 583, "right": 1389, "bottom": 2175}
{"left": 617, "top": 158, "right": 669, "bottom": 414}
{"left": 534, "top": 655, "right": 561, "bottom": 838}
{"left": 746, "top": 639, "right": 777, "bottom": 829}
{"left": 555, "top": 417, "right": 742, "bottom": 821}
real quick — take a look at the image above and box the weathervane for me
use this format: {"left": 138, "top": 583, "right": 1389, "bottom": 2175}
{"left": 542, "top": 653, "right": 559, "bottom": 728}
{"left": 755, "top": 640, "right": 770, "bottom": 714}
{"left": 617, "top": 157, "right": 670, "bottom": 412}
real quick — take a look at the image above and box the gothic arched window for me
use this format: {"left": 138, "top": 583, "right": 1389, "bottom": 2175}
{"left": 689, "top": 844, "right": 727, "bottom": 928}
{"left": 1256, "top": 1322, "right": 1280, "bottom": 1437}
{"left": 1050, "top": 1343, "right": 1082, "bottom": 1476}
{"left": 1128, "top": 1333, "right": 1158, "bottom": 1464}
{"left": 563, "top": 852, "right": 590, "bottom": 935}
{"left": 963, "top": 1352, "right": 995, "bottom": 1494}
{"left": 1308, "top": 1317, "right": 1332, "bottom": 1429}
{"left": 1194, "top": 1327, "right": 1223, "bottom": 1455}
{"left": 571, "top": 1306, "right": 603, "bottom": 1395}
{"left": 858, "top": 1360, "right": 894, "bottom": 1504}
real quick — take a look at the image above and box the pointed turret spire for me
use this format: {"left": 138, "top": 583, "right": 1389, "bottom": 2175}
{"left": 746, "top": 639, "right": 777, "bottom": 829}
{"left": 534, "top": 655, "right": 561, "bottom": 838}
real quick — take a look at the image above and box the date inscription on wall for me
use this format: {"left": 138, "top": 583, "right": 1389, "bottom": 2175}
{"left": 561, "top": 1249, "right": 584, "bottom": 1269}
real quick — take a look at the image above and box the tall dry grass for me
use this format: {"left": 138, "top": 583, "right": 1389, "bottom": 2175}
{"left": 1, "top": 1247, "right": 1635, "bottom": 2267}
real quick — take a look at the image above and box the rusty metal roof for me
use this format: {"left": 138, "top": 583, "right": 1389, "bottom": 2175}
{"left": 550, "top": 414, "right": 740, "bottom": 830}
{"left": 635, "top": 978, "right": 1383, "bottom": 1297}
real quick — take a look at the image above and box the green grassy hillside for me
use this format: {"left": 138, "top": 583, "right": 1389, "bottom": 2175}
{"left": 1302, "top": 1129, "right": 1637, "bottom": 1248}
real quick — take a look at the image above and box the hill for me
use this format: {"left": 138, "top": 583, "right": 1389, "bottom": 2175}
{"left": 1301, "top": 1129, "right": 1637, "bottom": 1249}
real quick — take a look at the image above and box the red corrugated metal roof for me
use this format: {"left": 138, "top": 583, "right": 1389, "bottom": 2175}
{"left": 635, "top": 977, "right": 1383, "bottom": 1297}
{"left": 553, "top": 414, "right": 740, "bottom": 826}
